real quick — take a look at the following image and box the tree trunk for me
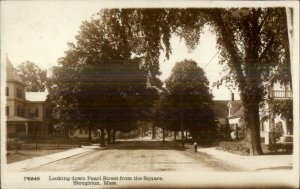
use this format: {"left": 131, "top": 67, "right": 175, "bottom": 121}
{"left": 107, "top": 128, "right": 111, "bottom": 144}
{"left": 88, "top": 126, "right": 92, "bottom": 141}
{"left": 181, "top": 129, "right": 184, "bottom": 147}
{"left": 180, "top": 99, "right": 184, "bottom": 148}
{"left": 269, "top": 103, "right": 276, "bottom": 144}
{"left": 64, "top": 126, "right": 69, "bottom": 139}
{"left": 244, "top": 101, "right": 263, "bottom": 155}
{"left": 100, "top": 128, "right": 105, "bottom": 147}
{"left": 152, "top": 125, "right": 156, "bottom": 139}
{"left": 185, "top": 129, "right": 188, "bottom": 140}
{"left": 112, "top": 130, "right": 116, "bottom": 143}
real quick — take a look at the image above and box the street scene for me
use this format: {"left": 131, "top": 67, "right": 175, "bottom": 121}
{"left": 2, "top": 2, "right": 298, "bottom": 189}
{"left": 7, "top": 138, "right": 292, "bottom": 172}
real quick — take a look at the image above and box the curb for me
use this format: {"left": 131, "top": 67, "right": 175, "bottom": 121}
{"left": 197, "top": 147, "right": 293, "bottom": 171}
{"left": 7, "top": 147, "right": 97, "bottom": 172}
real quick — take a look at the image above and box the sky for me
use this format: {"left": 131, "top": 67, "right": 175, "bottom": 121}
{"left": 1, "top": 1, "right": 240, "bottom": 100}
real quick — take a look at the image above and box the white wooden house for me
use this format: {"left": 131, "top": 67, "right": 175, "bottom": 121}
{"left": 5, "top": 57, "right": 53, "bottom": 138}
{"left": 227, "top": 82, "right": 293, "bottom": 144}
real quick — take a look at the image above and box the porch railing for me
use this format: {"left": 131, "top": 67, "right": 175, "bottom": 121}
{"left": 270, "top": 90, "right": 293, "bottom": 99}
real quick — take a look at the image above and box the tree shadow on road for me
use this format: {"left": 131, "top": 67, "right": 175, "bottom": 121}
{"left": 100, "top": 141, "right": 187, "bottom": 151}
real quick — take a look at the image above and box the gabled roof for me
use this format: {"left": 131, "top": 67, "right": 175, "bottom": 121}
{"left": 6, "top": 56, "right": 25, "bottom": 85}
{"left": 228, "top": 100, "right": 244, "bottom": 118}
{"left": 230, "top": 105, "right": 244, "bottom": 118}
{"left": 228, "top": 100, "right": 242, "bottom": 112}
{"left": 26, "top": 91, "right": 48, "bottom": 102}
{"left": 212, "top": 100, "right": 229, "bottom": 118}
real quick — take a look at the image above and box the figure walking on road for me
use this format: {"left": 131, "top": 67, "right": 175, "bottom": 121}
{"left": 194, "top": 141, "right": 198, "bottom": 152}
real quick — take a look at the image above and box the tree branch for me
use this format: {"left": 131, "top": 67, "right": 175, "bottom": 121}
{"left": 258, "top": 34, "right": 275, "bottom": 63}
{"left": 207, "top": 9, "right": 246, "bottom": 90}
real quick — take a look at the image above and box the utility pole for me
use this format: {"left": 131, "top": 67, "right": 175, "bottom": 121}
{"left": 179, "top": 66, "right": 184, "bottom": 148}
{"left": 180, "top": 94, "right": 184, "bottom": 147}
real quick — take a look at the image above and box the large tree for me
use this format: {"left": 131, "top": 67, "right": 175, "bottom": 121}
{"left": 47, "top": 15, "right": 158, "bottom": 145}
{"left": 158, "top": 60, "right": 217, "bottom": 146}
{"left": 17, "top": 61, "right": 47, "bottom": 92}
{"left": 98, "top": 8, "right": 291, "bottom": 155}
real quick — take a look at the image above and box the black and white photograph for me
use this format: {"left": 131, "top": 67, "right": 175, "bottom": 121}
{"left": 1, "top": 1, "right": 299, "bottom": 188}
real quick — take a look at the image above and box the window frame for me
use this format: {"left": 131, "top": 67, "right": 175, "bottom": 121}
{"left": 6, "top": 87, "right": 9, "bottom": 96}
{"left": 6, "top": 106, "right": 9, "bottom": 116}
{"left": 17, "top": 88, "right": 23, "bottom": 98}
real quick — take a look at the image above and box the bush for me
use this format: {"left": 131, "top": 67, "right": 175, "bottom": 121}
{"left": 217, "top": 140, "right": 249, "bottom": 155}
{"left": 274, "top": 122, "right": 283, "bottom": 142}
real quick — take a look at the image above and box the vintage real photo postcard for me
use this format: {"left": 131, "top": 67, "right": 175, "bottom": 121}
{"left": 1, "top": 0, "right": 299, "bottom": 188}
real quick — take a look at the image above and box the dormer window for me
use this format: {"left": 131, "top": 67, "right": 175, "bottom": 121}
{"left": 17, "top": 88, "right": 23, "bottom": 98}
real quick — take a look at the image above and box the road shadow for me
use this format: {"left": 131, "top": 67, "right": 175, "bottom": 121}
{"left": 100, "top": 140, "right": 186, "bottom": 151}
{"left": 257, "top": 165, "right": 293, "bottom": 171}
{"left": 262, "top": 151, "right": 293, "bottom": 155}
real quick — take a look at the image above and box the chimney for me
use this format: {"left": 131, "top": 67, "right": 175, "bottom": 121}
{"left": 231, "top": 93, "right": 234, "bottom": 101}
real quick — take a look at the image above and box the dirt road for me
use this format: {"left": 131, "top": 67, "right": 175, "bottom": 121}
{"left": 29, "top": 140, "right": 243, "bottom": 172}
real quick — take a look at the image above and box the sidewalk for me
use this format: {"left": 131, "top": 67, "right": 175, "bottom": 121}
{"left": 197, "top": 147, "right": 293, "bottom": 171}
{"left": 6, "top": 145, "right": 100, "bottom": 172}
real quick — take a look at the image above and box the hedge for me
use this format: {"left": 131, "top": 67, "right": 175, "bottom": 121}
{"left": 217, "top": 140, "right": 250, "bottom": 155}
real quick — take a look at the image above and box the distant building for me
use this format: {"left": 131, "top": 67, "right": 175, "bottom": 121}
{"left": 69, "top": 128, "right": 100, "bottom": 139}
{"left": 211, "top": 100, "right": 230, "bottom": 137}
{"left": 5, "top": 56, "right": 53, "bottom": 138}
{"left": 227, "top": 96, "right": 243, "bottom": 130}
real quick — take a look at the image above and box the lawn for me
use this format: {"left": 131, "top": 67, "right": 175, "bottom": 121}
{"left": 6, "top": 138, "right": 99, "bottom": 163}
{"left": 6, "top": 149, "right": 66, "bottom": 164}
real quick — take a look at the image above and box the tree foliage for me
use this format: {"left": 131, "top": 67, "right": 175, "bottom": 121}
{"left": 98, "top": 8, "right": 291, "bottom": 155}
{"left": 272, "top": 99, "right": 293, "bottom": 125}
{"left": 157, "top": 60, "right": 217, "bottom": 139}
{"left": 47, "top": 14, "right": 159, "bottom": 142}
{"left": 17, "top": 61, "right": 47, "bottom": 92}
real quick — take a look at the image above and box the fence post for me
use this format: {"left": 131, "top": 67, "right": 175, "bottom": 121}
{"left": 15, "top": 139, "right": 18, "bottom": 153}
{"left": 57, "top": 139, "right": 60, "bottom": 149}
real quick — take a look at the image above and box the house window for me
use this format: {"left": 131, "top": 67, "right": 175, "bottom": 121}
{"left": 15, "top": 124, "right": 26, "bottom": 133}
{"left": 6, "top": 87, "right": 9, "bottom": 96}
{"left": 28, "top": 107, "right": 38, "bottom": 118}
{"left": 6, "top": 106, "right": 9, "bottom": 116}
{"left": 17, "top": 88, "right": 23, "bottom": 98}
{"left": 35, "top": 108, "right": 39, "bottom": 117}
{"left": 261, "top": 122, "right": 264, "bottom": 131}
{"left": 17, "top": 106, "right": 25, "bottom": 117}
{"left": 46, "top": 108, "right": 52, "bottom": 119}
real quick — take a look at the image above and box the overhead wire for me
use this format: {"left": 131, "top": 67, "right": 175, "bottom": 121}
{"left": 204, "top": 51, "right": 220, "bottom": 70}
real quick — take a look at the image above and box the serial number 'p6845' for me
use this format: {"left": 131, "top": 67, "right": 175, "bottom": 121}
{"left": 24, "top": 177, "right": 40, "bottom": 181}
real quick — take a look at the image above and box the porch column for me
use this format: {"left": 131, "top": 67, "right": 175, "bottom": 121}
{"left": 25, "top": 122, "right": 28, "bottom": 135}
{"left": 264, "top": 120, "right": 270, "bottom": 145}
{"left": 283, "top": 119, "right": 288, "bottom": 135}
